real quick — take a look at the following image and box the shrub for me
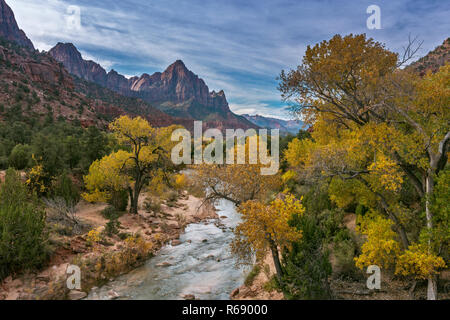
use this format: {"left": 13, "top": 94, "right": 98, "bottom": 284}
{"left": 52, "top": 172, "right": 80, "bottom": 207}
{"left": 333, "top": 236, "right": 361, "bottom": 280}
{"left": 0, "top": 169, "right": 48, "bottom": 280}
{"left": 143, "top": 197, "right": 161, "bottom": 214}
{"left": 282, "top": 214, "right": 332, "bottom": 300}
{"left": 104, "top": 218, "right": 121, "bottom": 237}
{"left": 108, "top": 189, "right": 128, "bottom": 212}
{"left": 101, "top": 205, "right": 122, "bottom": 237}
{"left": 174, "top": 173, "right": 187, "bottom": 190}
{"left": 43, "top": 197, "right": 85, "bottom": 235}
{"left": 317, "top": 208, "right": 346, "bottom": 241}
{"left": 8, "top": 144, "right": 32, "bottom": 170}
{"left": 86, "top": 228, "right": 102, "bottom": 246}
{"left": 245, "top": 265, "right": 261, "bottom": 286}
{"left": 101, "top": 206, "right": 119, "bottom": 220}
{"left": 166, "top": 190, "right": 178, "bottom": 202}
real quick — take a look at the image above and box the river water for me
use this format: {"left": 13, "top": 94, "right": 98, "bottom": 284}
{"left": 86, "top": 199, "right": 248, "bottom": 300}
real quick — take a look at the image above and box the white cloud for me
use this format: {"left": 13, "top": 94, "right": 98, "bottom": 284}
{"left": 7, "top": 0, "right": 450, "bottom": 121}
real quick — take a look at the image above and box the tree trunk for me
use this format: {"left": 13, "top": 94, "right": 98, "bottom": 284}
{"left": 269, "top": 239, "right": 283, "bottom": 285}
{"left": 425, "top": 171, "right": 438, "bottom": 300}
{"left": 129, "top": 170, "right": 143, "bottom": 214}
{"left": 128, "top": 188, "right": 135, "bottom": 214}
{"left": 427, "top": 276, "right": 437, "bottom": 300}
{"left": 130, "top": 192, "right": 139, "bottom": 214}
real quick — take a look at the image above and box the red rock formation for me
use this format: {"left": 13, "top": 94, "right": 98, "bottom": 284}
{"left": 106, "top": 69, "right": 130, "bottom": 94}
{"left": 48, "top": 43, "right": 257, "bottom": 129}
{"left": 0, "top": 0, "right": 34, "bottom": 50}
{"left": 49, "top": 43, "right": 107, "bottom": 85}
{"left": 127, "top": 60, "right": 230, "bottom": 115}
{"left": 408, "top": 38, "right": 449, "bottom": 76}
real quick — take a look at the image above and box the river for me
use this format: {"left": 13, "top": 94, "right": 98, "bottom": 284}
{"left": 86, "top": 199, "right": 249, "bottom": 300}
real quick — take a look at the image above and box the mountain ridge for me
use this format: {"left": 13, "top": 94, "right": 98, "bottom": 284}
{"left": 242, "top": 114, "right": 304, "bottom": 135}
{"left": 408, "top": 38, "right": 449, "bottom": 75}
{"left": 48, "top": 42, "right": 256, "bottom": 129}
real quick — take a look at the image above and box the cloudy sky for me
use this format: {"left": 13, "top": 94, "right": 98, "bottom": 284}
{"left": 8, "top": 0, "right": 450, "bottom": 119}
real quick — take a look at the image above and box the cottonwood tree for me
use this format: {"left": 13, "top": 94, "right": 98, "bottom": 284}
{"left": 191, "top": 137, "right": 281, "bottom": 206}
{"left": 280, "top": 34, "right": 449, "bottom": 299}
{"left": 83, "top": 116, "right": 180, "bottom": 214}
{"left": 231, "top": 194, "right": 304, "bottom": 284}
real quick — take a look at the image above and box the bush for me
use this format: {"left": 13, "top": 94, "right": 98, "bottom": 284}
{"left": 317, "top": 208, "right": 346, "bottom": 241}
{"left": 52, "top": 172, "right": 80, "bottom": 207}
{"left": 166, "top": 190, "right": 178, "bottom": 202}
{"left": 101, "top": 206, "right": 119, "bottom": 220}
{"left": 105, "top": 218, "right": 121, "bottom": 236}
{"left": 101, "top": 206, "right": 122, "bottom": 237}
{"left": 108, "top": 189, "right": 128, "bottom": 212}
{"left": 245, "top": 265, "right": 261, "bottom": 286}
{"left": 333, "top": 235, "right": 361, "bottom": 280}
{"left": 143, "top": 197, "right": 161, "bottom": 214}
{"left": 0, "top": 169, "right": 48, "bottom": 280}
{"left": 8, "top": 144, "right": 32, "bottom": 170}
{"left": 282, "top": 214, "right": 332, "bottom": 300}
{"left": 165, "top": 190, "right": 178, "bottom": 207}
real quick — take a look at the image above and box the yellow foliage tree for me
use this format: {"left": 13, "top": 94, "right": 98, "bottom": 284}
{"left": 83, "top": 116, "right": 181, "bottom": 214}
{"left": 354, "top": 216, "right": 401, "bottom": 270}
{"left": 192, "top": 136, "right": 281, "bottom": 205}
{"left": 280, "top": 34, "right": 449, "bottom": 299}
{"left": 395, "top": 244, "right": 446, "bottom": 280}
{"left": 231, "top": 194, "right": 304, "bottom": 283}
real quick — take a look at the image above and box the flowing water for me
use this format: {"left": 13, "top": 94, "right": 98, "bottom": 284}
{"left": 87, "top": 199, "right": 248, "bottom": 300}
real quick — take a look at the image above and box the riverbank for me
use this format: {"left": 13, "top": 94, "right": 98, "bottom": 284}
{"left": 85, "top": 199, "right": 248, "bottom": 300}
{"left": 230, "top": 213, "right": 450, "bottom": 300}
{"left": 0, "top": 191, "right": 217, "bottom": 300}
{"left": 231, "top": 253, "right": 284, "bottom": 300}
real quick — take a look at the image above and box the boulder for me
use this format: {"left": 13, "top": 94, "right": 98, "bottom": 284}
{"left": 68, "top": 290, "right": 87, "bottom": 300}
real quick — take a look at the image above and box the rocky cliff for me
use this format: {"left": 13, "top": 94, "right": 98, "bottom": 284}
{"left": 0, "top": 0, "right": 34, "bottom": 50}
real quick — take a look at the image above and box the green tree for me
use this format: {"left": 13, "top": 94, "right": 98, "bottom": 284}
{"left": 282, "top": 214, "right": 332, "bottom": 300}
{"left": 8, "top": 144, "right": 32, "bottom": 170}
{"left": 0, "top": 169, "right": 48, "bottom": 280}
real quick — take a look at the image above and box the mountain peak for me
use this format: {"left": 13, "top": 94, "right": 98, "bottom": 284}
{"left": 49, "top": 42, "right": 108, "bottom": 85}
{"left": 49, "top": 42, "right": 83, "bottom": 61}
{"left": 166, "top": 59, "right": 189, "bottom": 73}
{"left": 53, "top": 42, "right": 79, "bottom": 52}
{"left": 173, "top": 59, "right": 186, "bottom": 67}
{"left": 0, "top": 0, "right": 34, "bottom": 49}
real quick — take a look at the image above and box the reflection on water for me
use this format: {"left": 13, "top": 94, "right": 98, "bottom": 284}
{"left": 87, "top": 200, "right": 248, "bottom": 300}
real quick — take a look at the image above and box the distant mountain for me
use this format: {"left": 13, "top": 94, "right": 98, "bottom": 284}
{"left": 242, "top": 114, "right": 304, "bottom": 135}
{"left": 408, "top": 38, "right": 449, "bottom": 76}
{"left": 49, "top": 43, "right": 256, "bottom": 130}
{"left": 0, "top": 0, "right": 187, "bottom": 129}
{"left": 0, "top": 0, "right": 34, "bottom": 50}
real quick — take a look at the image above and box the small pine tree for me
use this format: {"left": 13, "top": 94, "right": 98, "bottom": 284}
{"left": 52, "top": 172, "right": 80, "bottom": 207}
{"left": 282, "top": 214, "right": 332, "bottom": 300}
